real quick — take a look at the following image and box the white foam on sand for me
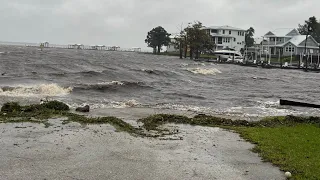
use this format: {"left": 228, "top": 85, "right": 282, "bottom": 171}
{"left": 186, "top": 67, "right": 222, "bottom": 75}
{"left": 0, "top": 83, "right": 73, "bottom": 97}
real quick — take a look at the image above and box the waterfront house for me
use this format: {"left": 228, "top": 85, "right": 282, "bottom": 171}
{"left": 166, "top": 34, "right": 180, "bottom": 52}
{"left": 262, "top": 28, "right": 320, "bottom": 56}
{"left": 202, "top": 25, "right": 246, "bottom": 51}
{"left": 167, "top": 25, "right": 246, "bottom": 52}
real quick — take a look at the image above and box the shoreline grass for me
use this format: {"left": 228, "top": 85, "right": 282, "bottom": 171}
{"left": 1, "top": 101, "right": 319, "bottom": 179}
{"left": 232, "top": 125, "right": 320, "bottom": 180}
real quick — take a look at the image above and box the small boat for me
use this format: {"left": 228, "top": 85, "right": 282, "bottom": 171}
{"left": 213, "top": 48, "right": 243, "bottom": 61}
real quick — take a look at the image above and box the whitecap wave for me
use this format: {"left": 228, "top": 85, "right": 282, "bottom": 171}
{"left": 97, "top": 81, "right": 124, "bottom": 86}
{"left": 111, "top": 99, "right": 140, "bottom": 108}
{"left": 68, "top": 99, "right": 141, "bottom": 110}
{"left": 186, "top": 67, "right": 221, "bottom": 75}
{"left": 154, "top": 103, "right": 211, "bottom": 113}
{"left": 0, "top": 83, "right": 73, "bottom": 97}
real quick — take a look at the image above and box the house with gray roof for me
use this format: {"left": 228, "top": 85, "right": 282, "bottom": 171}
{"left": 262, "top": 28, "right": 320, "bottom": 56}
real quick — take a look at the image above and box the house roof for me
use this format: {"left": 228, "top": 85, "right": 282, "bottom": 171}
{"left": 264, "top": 28, "right": 300, "bottom": 37}
{"left": 268, "top": 35, "right": 319, "bottom": 48}
{"left": 204, "top": 25, "right": 246, "bottom": 31}
{"left": 288, "top": 35, "right": 307, "bottom": 46}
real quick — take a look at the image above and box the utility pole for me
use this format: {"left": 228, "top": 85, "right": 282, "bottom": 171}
{"left": 178, "top": 23, "right": 184, "bottom": 59}
{"left": 175, "top": 22, "right": 184, "bottom": 59}
{"left": 304, "top": 35, "right": 308, "bottom": 71}
{"left": 318, "top": 45, "right": 320, "bottom": 69}
{"left": 179, "top": 38, "right": 183, "bottom": 59}
{"left": 304, "top": 25, "right": 312, "bottom": 71}
{"left": 184, "top": 35, "right": 187, "bottom": 58}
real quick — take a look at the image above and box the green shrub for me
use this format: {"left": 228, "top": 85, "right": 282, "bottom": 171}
{"left": 1, "top": 102, "right": 21, "bottom": 113}
{"left": 43, "top": 101, "right": 69, "bottom": 111}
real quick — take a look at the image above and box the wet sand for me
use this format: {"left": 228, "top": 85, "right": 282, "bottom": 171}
{"left": 0, "top": 117, "right": 284, "bottom": 180}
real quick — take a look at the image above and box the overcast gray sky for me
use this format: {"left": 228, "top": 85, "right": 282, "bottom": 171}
{"left": 0, "top": 0, "right": 319, "bottom": 50}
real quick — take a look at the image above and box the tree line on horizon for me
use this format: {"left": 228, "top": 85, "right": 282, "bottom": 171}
{"left": 145, "top": 16, "right": 320, "bottom": 59}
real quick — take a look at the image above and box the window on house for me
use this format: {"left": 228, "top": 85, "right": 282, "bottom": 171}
{"left": 223, "top": 30, "right": 225, "bottom": 34}
{"left": 234, "top": 38, "right": 236, "bottom": 42}
{"left": 229, "top": 30, "right": 231, "bottom": 35}
{"left": 286, "top": 46, "right": 295, "bottom": 52}
{"left": 218, "top": 37, "right": 222, "bottom": 44}
{"left": 238, "top": 32, "right": 239, "bottom": 36}
{"left": 211, "top": 29, "right": 218, "bottom": 33}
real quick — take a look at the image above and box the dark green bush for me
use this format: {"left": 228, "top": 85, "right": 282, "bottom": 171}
{"left": 43, "top": 100, "right": 69, "bottom": 111}
{"left": 1, "top": 102, "right": 21, "bottom": 113}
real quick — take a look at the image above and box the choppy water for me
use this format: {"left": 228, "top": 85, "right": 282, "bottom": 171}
{"left": 1, "top": 45, "right": 320, "bottom": 119}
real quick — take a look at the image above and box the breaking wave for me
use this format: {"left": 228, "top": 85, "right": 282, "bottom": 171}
{"left": 141, "top": 69, "right": 179, "bottom": 77}
{"left": 186, "top": 67, "right": 222, "bottom": 75}
{"left": 73, "top": 81, "right": 152, "bottom": 92}
{"left": 68, "top": 99, "right": 141, "bottom": 109}
{"left": 0, "top": 84, "right": 73, "bottom": 97}
{"left": 110, "top": 99, "right": 141, "bottom": 108}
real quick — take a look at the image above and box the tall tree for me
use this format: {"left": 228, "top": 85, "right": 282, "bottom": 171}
{"left": 184, "top": 21, "right": 215, "bottom": 59}
{"left": 245, "top": 27, "right": 255, "bottom": 47}
{"left": 298, "top": 16, "right": 320, "bottom": 43}
{"left": 145, "top": 26, "right": 171, "bottom": 54}
{"left": 172, "top": 31, "right": 185, "bottom": 59}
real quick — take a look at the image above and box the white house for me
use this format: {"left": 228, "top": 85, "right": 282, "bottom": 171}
{"left": 167, "top": 25, "right": 246, "bottom": 52}
{"left": 202, "top": 25, "right": 246, "bottom": 51}
{"left": 167, "top": 34, "right": 180, "bottom": 52}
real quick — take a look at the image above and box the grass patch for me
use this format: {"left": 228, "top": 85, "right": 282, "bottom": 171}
{"left": 138, "top": 114, "right": 320, "bottom": 131}
{"left": 232, "top": 125, "right": 320, "bottom": 180}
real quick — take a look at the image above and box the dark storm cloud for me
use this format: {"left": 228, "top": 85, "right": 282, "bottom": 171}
{"left": 0, "top": 0, "right": 319, "bottom": 49}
